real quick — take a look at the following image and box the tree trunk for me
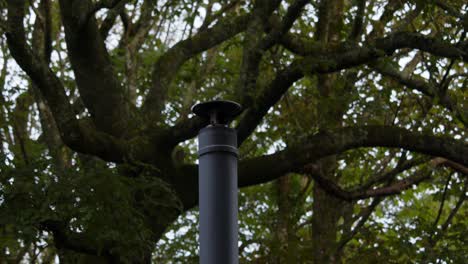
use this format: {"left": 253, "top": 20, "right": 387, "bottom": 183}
{"left": 311, "top": 172, "right": 345, "bottom": 264}
{"left": 272, "top": 175, "right": 297, "bottom": 263}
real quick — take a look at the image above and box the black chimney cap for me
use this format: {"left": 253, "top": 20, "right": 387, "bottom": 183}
{"left": 191, "top": 100, "right": 242, "bottom": 125}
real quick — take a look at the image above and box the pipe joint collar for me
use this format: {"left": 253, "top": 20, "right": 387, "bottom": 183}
{"left": 198, "top": 145, "right": 239, "bottom": 157}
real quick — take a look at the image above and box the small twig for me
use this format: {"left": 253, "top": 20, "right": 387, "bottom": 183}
{"left": 199, "top": 0, "right": 241, "bottom": 31}
{"left": 28, "top": 0, "right": 45, "bottom": 24}
{"left": 433, "top": 0, "right": 464, "bottom": 19}
{"left": 302, "top": 160, "right": 433, "bottom": 202}
{"left": 431, "top": 172, "right": 453, "bottom": 231}
{"left": 439, "top": 31, "right": 466, "bottom": 93}
{"left": 337, "top": 197, "right": 382, "bottom": 251}
{"left": 293, "top": 175, "right": 312, "bottom": 204}
{"left": 85, "top": 0, "right": 130, "bottom": 27}
{"left": 441, "top": 179, "right": 467, "bottom": 232}
{"left": 349, "top": 0, "right": 366, "bottom": 41}
{"left": 426, "top": 179, "right": 467, "bottom": 254}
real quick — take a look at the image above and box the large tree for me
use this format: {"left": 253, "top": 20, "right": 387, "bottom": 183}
{"left": 0, "top": 0, "right": 467, "bottom": 263}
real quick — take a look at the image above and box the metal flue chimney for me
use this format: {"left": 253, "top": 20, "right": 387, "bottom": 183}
{"left": 192, "top": 100, "right": 242, "bottom": 264}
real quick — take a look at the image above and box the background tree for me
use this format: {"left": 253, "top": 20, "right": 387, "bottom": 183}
{"left": 0, "top": 0, "right": 467, "bottom": 263}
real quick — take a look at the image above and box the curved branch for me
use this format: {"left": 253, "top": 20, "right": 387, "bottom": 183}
{"left": 176, "top": 125, "right": 467, "bottom": 209}
{"left": 282, "top": 31, "right": 468, "bottom": 61}
{"left": 143, "top": 13, "right": 253, "bottom": 120}
{"left": 238, "top": 126, "right": 467, "bottom": 188}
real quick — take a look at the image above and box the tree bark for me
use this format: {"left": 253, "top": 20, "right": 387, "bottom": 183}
{"left": 312, "top": 1, "right": 348, "bottom": 262}
{"left": 272, "top": 175, "right": 295, "bottom": 263}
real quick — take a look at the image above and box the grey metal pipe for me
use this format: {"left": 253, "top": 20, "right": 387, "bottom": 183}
{"left": 198, "top": 125, "right": 238, "bottom": 264}
{"left": 192, "top": 100, "right": 241, "bottom": 264}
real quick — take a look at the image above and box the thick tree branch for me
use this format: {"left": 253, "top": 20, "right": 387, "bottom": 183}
{"left": 278, "top": 33, "right": 323, "bottom": 56}
{"left": 160, "top": 20, "right": 467, "bottom": 146}
{"left": 59, "top": 0, "right": 128, "bottom": 136}
{"left": 282, "top": 31, "right": 468, "bottom": 61}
